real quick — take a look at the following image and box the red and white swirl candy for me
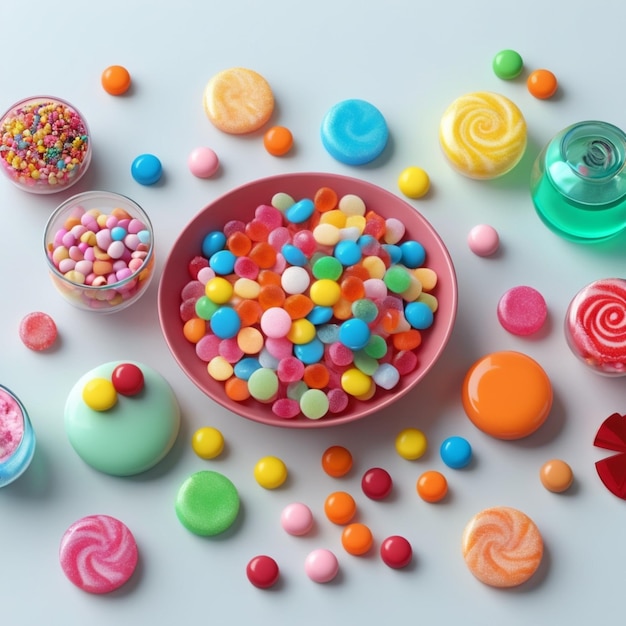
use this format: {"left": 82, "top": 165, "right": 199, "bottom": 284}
{"left": 565, "top": 278, "right": 626, "bottom": 375}
{"left": 59, "top": 514, "right": 138, "bottom": 594}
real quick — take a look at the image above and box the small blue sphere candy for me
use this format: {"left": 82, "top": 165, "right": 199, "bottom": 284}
{"left": 285, "top": 198, "right": 315, "bottom": 224}
{"left": 131, "top": 153, "right": 162, "bottom": 185}
{"left": 209, "top": 249, "right": 236, "bottom": 275}
{"left": 321, "top": 99, "right": 389, "bottom": 166}
{"left": 400, "top": 240, "right": 426, "bottom": 268}
{"left": 294, "top": 337, "right": 325, "bottom": 364}
{"left": 405, "top": 301, "right": 434, "bottom": 329}
{"left": 440, "top": 436, "right": 472, "bottom": 469}
{"left": 339, "top": 318, "right": 371, "bottom": 351}
{"left": 202, "top": 231, "right": 227, "bottom": 257}
{"left": 209, "top": 306, "right": 241, "bottom": 339}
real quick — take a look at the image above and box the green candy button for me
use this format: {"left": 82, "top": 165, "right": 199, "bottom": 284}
{"left": 175, "top": 470, "right": 240, "bottom": 536}
{"left": 492, "top": 49, "right": 524, "bottom": 80}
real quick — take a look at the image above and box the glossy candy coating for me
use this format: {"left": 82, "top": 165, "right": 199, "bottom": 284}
{"left": 65, "top": 361, "right": 180, "bottom": 476}
{"left": 131, "top": 153, "right": 162, "bottom": 185}
{"left": 416, "top": 470, "right": 448, "bottom": 502}
{"left": 322, "top": 445, "right": 353, "bottom": 477}
{"left": 492, "top": 49, "right": 523, "bottom": 79}
{"left": 341, "top": 523, "right": 373, "bottom": 555}
{"left": 380, "top": 535, "right": 412, "bottom": 569}
{"left": 175, "top": 470, "right": 240, "bottom": 535}
{"left": 462, "top": 506, "right": 543, "bottom": 588}
{"left": 304, "top": 549, "right": 339, "bottom": 583}
{"left": 439, "top": 92, "right": 527, "bottom": 179}
{"left": 191, "top": 426, "right": 225, "bottom": 459}
{"left": 281, "top": 502, "right": 314, "bottom": 535}
{"left": 540, "top": 459, "right": 574, "bottom": 492}
{"left": 397, "top": 166, "right": 430, "bottom": 199}
{"left": 59, "top": 514, "right": 138, "bottom": 594}
{"left": 395, "top": 428, "right": 427, "bottom": 460}
{"left": 440, "top": 436, "right": 472, "bottom": 469}
{"left": 324, "top": 490, "right": 356, "bottom": 524}
{"left": 462, "top": 351, "right": 552, "bottom": 439}
{"left": 467, "top": 224, "right": 499, "bottom": 257}
{"left": 527, "top": 69, "right": 558, "bottom": 99}
{"left": 254, "top": 455, "right": 288, "bottom": 489}
{"left": 246, "top": 555, "right": 280, "bottom": 588}
{"left": 101, "top": 65, "right": 131, "bottom": 95}
{"left": 188, "top": 147, "right": 219, "bottom": 178}
{"left": 361, "top": 467, "right": 393, "bottom": 500}
{"left": 264, "top": 126, "right": 293, "bottom": 156}
{"left": 203, "top": 67, "right": 274, "bottom": 134}
{"left": 321, "top": 99, "right": 388, "bottom": 165}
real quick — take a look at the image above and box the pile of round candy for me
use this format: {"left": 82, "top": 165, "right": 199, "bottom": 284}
{"left": 179, "top": 185, "right": 440, "bottom": 420}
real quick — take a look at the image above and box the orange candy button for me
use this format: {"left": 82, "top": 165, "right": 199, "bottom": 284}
{"left": 324, "top": 491, "right": 356, "bottom": 524}
{"left": 540, "top": 459, "right": 574, "bottom": 493}
{"left": 341, "top": 523, "right": 373, "bottom": 555}
{"left": 321, "top": 445, "right": 353, "bottom": 477}
{"left": 462, "top": 351, "right": 552, "bottom": 440}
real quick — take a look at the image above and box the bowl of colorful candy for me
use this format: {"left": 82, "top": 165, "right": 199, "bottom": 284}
{"left": 158, "top": 172, "right": 457, "bottom": 428}
{"left": 0, "top": 95, "right": 91, "bottom": 194}
{"left": 44, "top": 191, "right": 155, "bottom": 313}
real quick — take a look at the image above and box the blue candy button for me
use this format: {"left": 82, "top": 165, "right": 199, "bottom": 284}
{"left": 440, "top": 436, "right": 472, "bottom": 469}
{"left": 131, "top": 153, "right": 162, "bottom": 185}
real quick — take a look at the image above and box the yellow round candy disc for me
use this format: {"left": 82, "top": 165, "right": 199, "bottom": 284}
{"left": 82, "top": 378, "right": 117, "bottom": 412}
{"left": 191, "top": 427, "right": 225, "bottom": 460}
{"left": 398, "top": 166, "right": 430, "bottom": 199}
{"left": 254, "top": 456, "right": 288, "bottom": 489}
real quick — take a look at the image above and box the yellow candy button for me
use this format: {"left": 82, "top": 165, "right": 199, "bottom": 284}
{"left": 462, "top": 351, "right": 552, "bottom": 440}
{"left": 254, "top": 456, "right": 288, "bottom": 489}
{"left": 82, "top": 378, "right": 117, "bottom": 412}
{"left": 192, "top": 427, "right": 225, "bottom": 460}
{"left": 395, "top": 428, "right": 428, "bottom": 460}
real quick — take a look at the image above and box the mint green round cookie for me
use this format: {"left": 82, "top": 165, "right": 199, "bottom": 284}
{"left": 64, "top": 361, "right": 180, "bottom": 476}
{"left": 175, "top": 471, "right": 240, "bottom": 536}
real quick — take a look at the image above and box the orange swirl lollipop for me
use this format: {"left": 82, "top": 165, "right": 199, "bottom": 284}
{"left": 462, "top": 506, "right": 543, "bottom": 587}
{"left": 439, "top": 92, "right": 527, "bottom": 179}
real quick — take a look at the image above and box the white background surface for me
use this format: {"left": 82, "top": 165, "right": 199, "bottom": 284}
{"left": 1, "top": 1, "right": 625, "bottom": 623}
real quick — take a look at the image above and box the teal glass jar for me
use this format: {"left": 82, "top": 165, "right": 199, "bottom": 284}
{"left": 530, "top": 121, "right": 626, "bottom": 242}
{"left": 0, "top": 385, "right": 36, "bottom": 487}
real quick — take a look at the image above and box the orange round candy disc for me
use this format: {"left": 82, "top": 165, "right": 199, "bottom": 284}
{"left": 341, "top": 523, "right": 373, "bottom": 555}
{"left": 462, "top": 351, "right": 552, "bottom": 440}
{"left": 101, "top": 65, "right": 132, "bottom": 95}
{"left": 324, "top": 491, "right": 356, "bottom": 524}
{"left": 321, "top": 445, "right": 353, "bottom": 477}
{"left": 527, "top": 69, "right": 558, "bottom": 99}
{"left": 263, "top": 126, "right": 293, "bottom": 156}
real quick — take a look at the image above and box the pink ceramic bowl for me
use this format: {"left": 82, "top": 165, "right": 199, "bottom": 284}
{"left": 158, "top": 172, "right": 457, "bottom": 428}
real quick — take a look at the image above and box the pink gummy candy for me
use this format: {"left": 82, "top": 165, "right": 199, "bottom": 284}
{"left": 497, "top": 286, "right": 547, "bottom": 336}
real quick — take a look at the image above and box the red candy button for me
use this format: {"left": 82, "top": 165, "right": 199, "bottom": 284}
{"left": 361, "top": 467, "right": 393, "bottom": 500}
{"left": 111, "top": 363, "right": 145, "bottom": 396}
{"left": 246, "top": 555, "right": 280, "bottom": 588}
{"left": 380, "top": 535, "right": 412, "bottom": 569}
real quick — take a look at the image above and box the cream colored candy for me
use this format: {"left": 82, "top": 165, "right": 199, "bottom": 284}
{"left": 462, "top": 506, "right": 543, "bottom": 587}
{"left": 439, "top": 92, "right": 527, "bottom": 179}
{"left": 203, "top": 67, "right": 274, "bottom": 134}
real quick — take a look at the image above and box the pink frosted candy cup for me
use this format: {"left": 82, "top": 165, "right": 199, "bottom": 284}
{"left": 158, "top": 172, "right": 457, "bottom": 428}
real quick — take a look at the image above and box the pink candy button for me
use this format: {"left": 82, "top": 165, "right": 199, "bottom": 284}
{"left": 59, "top": 514, "right": 138, "bottom": 594}
{"left": 304, "top": 548, "right": 339, "bottom": 583}
{"left": 468, "top": 224, "right": 500, "bottom": 257}
{"left": 497, "top": 285, "right": 547, "bottom": 336}
{"left": 281, "top": 502, "right": 314, "bottom": 535}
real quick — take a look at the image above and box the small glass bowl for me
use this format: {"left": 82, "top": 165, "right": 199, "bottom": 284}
{"left": 0, "top": 95, "right": 91, "bottom": 194}
{"left": 44, "top": 191, "right": 155, "bottom": 313}
{"left": 0, "top": 385, "right": 36, "bottom": 488}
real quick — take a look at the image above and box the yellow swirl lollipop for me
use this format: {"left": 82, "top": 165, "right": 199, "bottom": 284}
{"left": 439, "top": 92, "right": 527, "bottom": 179}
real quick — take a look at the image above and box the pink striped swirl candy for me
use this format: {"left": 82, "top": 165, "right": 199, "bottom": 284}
{"left": 565, "top": 278, "right": 626, "bottom": 375}
{"left": 59, "top": 514, "right": 138, "bottom": 594}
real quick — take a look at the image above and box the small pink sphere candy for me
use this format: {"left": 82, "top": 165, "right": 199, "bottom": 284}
{"left": 281, "top": 502, "right": 314, "bottom": 535}
{"left": 380, "top": 535, "right": 412, "bottom": 569}
{"left": 497, "top": 285, "right": 548, "bottom": 336}
{"left": 304, "top": 548, "right": 339, "bottom": 583}
{"left": 246, "top": 555, "right": 280, "bottom": 589}
{"left": 468, "top": 224, "right": 500, "bottom": 257}
{"left": 188, "top": 147, "right": 219, "bottom": 178}
{"left": 19, "top": 311, "right": 58, "bottom": 351}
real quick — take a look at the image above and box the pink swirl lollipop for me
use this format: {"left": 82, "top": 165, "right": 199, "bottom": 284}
{"left": 565, "top": 278, "right": 626, "bottom": 375}
{"left": 59, "top": 514, "right": 138, "bottom": 594}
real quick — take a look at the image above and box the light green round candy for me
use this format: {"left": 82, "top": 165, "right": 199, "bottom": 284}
{"left": 365, "top": 334, "right": 388, "bottom": 359}
{"left": 271, "top": 192, "right": 295, "bottom": 212}
{"left": 312, "top": 255, "right": 343, "bottom": 280}
{"left": 175, "top": 471, "right": 240, "bottom": 536}
{"left": 492, "top": 49, "right": 524, "bottom": 80}
{"left": 195, "top": 296, "right": 219, "bottom": 320}
{"left": 300, "top": 388, "right": 330, "bottom": 420}
{"left": 287, "top": 381, "right": 308, "bottom": 401}
{"left": 247, "top": 368, "right": 279, "bottom": 401}
{"left": 352, "top": 298, "right": 379, "bottom": 323}
{"left": 353, "top": 351, "right": 379, "bottom": 375}
{"left": 383, "top": 265, "right": 411, "bottom": 293}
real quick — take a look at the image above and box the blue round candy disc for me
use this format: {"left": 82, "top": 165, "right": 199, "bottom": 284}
{"left": 131, "top": 153, "right": 163, "bottom": 185}
{"left": 440, "top": 436, "right": 472, "bottom": 469}
{"left": 320, "top": 99, "right": 389, "bottom": 166}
